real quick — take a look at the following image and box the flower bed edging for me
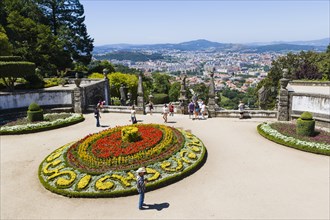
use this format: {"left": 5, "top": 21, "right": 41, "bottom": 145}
{"left": 0, "top": 113, "right": 85, "bottom": 135}
{"left": 38, "top": 125, "right": 207, "bottom": 198}
{"left": 257, "top": 123, "right": 330, "bottom": 156}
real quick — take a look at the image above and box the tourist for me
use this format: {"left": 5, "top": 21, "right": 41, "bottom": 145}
{"left": 131, "top": 105, "right": 137, "bottom": 124}
{"left": 162, "top": 104, "right": 169, "bottom": 123}
{"left": 238, "top": 101, "right": 245, "bottom": 119}
{"left": 201, "top": 101, "right": 206, "bottom": 119}
{"left": 188, "top": 101, "right": 195, "bottom": 119}
{"left": 148, "top": 101, "right": 154, "bottom": 115}
{"left": 169, "top": 102, "right": 174, "bottom": 116}
{"left": 97, "top": 100, "right": 105, "bottom": 109}
{"left": 94, "top": 106, "right": 101, "bottom": 127}
{"left": 136, "top": 167, "right": 147, "bottom": 210}
{"left": 194, "top": 101, "right": 200, "bottom": 120}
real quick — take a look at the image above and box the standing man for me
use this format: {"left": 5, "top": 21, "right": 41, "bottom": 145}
{"left": 94, "top": 106, "right": 101, "bottom": 127}
{"left": 188, "top": 100, "right": 195, "bottom": 119}
{"left": 238, "top": 101, "right": 245, "bottom": 119}
{"left": 136, "top": 167, "right": 147, "bottom": 210}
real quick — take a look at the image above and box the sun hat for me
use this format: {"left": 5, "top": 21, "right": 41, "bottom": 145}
{"left": 137, "top": 167, "right": 146, "bottom": 173}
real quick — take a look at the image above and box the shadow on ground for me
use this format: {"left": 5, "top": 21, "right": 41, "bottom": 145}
{"left": 142, "top": 202, "right": 170, "bottom": 211}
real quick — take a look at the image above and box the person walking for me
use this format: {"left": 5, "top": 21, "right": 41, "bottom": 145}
{"left": 148, "top": 101, "right": 154, "bottom": 115}
{"left": 169, "top": 102, "right": 174, "bottom": 116}
{"left": 201, "top": 101, "right": 206, "bottom": 119}
{"left": 188, "top": 101, "right": 194, "bottom": 119}
{"left": 162, "top": 104, "right": 169, "bottom": 123}
{"left": 131, "top": 105, "right": 137, "bottom": 124}
{"left": 94, "top": 107, "right": 101, "bottom": 127}
{"left": 136, "top": 167, "right": 147, "bottom": 210}
{"left": 238, "top": 101, "right": 245, "bottom": 119}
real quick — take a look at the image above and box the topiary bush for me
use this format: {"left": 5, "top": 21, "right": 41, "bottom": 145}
{"left": 27, "top": 102, "right": 44, "bottom": 122}
{"left": 296, "top": 111, "right": 315, "bottom": 136}
{"left": 121, "top": 126, "right": 141, "bottom": 142}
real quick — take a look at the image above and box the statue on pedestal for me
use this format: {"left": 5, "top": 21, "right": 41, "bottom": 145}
{"left": 119, "top": 84, "right": 127, "bottom": 106}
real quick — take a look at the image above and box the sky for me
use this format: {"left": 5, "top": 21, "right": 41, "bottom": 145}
{"left": 80, "top": 0, "right": 330, "bottom": 46}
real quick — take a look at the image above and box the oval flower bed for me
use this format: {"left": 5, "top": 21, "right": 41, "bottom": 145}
{"left": 257, "top": 122, "right": 330, "bottom": 156}
{"left": 0, "top": 113, "right": 84, "bottom": 135}
{"left": 38, "top": 124, "right": 207, "bottom": 197}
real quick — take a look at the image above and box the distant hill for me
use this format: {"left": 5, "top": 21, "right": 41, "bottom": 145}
{"left": 247, "top": 38, "right": 330, "bottom": 46}
{"left": 94, "top": 51, "right": 164, "bottom": 62}
{"left": 243, "top": 44, "right": 325, "bottom": 53}
{"left": 93, "top": 38, "right": 329, "bottom": 55}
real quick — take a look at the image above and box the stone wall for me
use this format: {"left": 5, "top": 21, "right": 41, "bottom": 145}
{"left": 0, "top": 90, "right": 72, "bottom": 110}
{"left": 288, "top": 81, "right": 330, "bottom": 127}
{"left": 0, "top": 79, "right": 106, "bottom": 113}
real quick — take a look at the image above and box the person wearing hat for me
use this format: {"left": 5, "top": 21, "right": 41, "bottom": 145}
{"left": 136, "top": 167, "right": 147, "bottom": 210}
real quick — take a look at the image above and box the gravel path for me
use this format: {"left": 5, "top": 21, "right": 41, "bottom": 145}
{"left": 1, "top": 113, "right": 329, "bottom": 219}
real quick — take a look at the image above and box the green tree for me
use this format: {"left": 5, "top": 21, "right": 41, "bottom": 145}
{"left": 168, "top": 81, "right": 180, "bottom": 102}
{"left": 6, "top": 11, "right": 71, "bottom": 75}
{"left": 37, "top": 0, "right": 94, "bottom": 65}
{"left": 188, "top": 83, "right": 209, "bottom": 103}
{"left": 0, "top": 56, "right": 36, "bottom": 91}
{"left": 152, "top": 72, "right": 171, "bottom": 94}
{"left": 108, "top": 72, "right": 138, "bottom": 101}
{"left": 0, "top": 25, "right": 12, "bottom": 56}
{"left": 88, "top": 60, "right": 115, "bottom": 74}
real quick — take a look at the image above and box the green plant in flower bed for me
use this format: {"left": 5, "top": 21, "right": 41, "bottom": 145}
{"left": 0, "top": 113, "right": 84, "bottom": 135}
{"left": 38, "top": 124, "right": 207, "bottom": 197}
{"left": 257, "top": 122, "right": 330, "bottom": 156}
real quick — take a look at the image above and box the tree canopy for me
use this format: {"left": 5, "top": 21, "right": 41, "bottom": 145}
{"left": 0, "top": 0, "right": 93, "bottom": 76}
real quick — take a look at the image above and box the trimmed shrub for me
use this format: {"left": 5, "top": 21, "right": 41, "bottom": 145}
{"left": 27, "top": 102, "right": 43, "bottom": 122}
{"left": 296, "top": 112, "right": 315, "bottom": 136}
{"left": 0, "top": 56, "right": 23, "bottom": 62}
{"left": 121, "top": 126, "right": 140, "bottom": 142}
{"left": 300, "top": 111, "right": 313, "bottom": 120}
{"left": 28, "top": 102, "right": 41, "bottom": 111}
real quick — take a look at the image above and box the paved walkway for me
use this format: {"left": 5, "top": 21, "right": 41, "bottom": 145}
{"left": 1, "top": 113, "right": 329, "bottom": 219}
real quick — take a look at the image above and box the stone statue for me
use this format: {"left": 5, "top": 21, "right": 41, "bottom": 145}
{"left": 258, "top": 86, "right": 269, "bottom": 109}
{"left": 119, "top": 84, "right": 126, "bottom": 106}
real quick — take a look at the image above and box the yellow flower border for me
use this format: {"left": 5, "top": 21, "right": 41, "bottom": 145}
{"left": 38, "top": 125, "right": 207, "bottom": 198}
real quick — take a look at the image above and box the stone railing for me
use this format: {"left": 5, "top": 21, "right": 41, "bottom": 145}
{"left": 215, "top": 110, "right": 277, "bottom": 118}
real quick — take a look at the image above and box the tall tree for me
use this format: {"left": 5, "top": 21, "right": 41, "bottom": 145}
{"left": 0, "top": 25, "right": 12, "bottom": 56}
{"left": 37, "top": 0, "right": 94, "bottom": 65}
{"left": 6, "top": 11, "right": 71, "bottom": 75}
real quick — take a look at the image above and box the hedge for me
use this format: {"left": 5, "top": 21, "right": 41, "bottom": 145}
{"left": 0, "top": 56, "right": 23, "bottom": 62}
{"left": 0, "top": 115, "right": 85, "bottom": 135}
{"left": 257, "top": 124, "right": 330, "bottom": 156}
{"left": 0, "top": 61, "right": 36, "bottom": 78}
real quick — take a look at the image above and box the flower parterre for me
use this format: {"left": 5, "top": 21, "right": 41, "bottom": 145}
{"left": 66, "top": 124, "right": 184, "bottom": 172}
{"left": 38, "top": 124, "right": 207, "bottom": 197}
{"left": 0, "top": 113, "right": 84, "bottom": 135}
{"left": 258, "top": 122, "right": 330, "bottom": 155}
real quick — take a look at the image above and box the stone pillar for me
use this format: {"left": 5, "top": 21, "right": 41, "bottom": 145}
{"left": 277, "top": 69, "right": 290, "bottom": 121}
{"left": 136, "top": 72, "right": 146, "bottom": 114}
{"left": 178, "top": 73, "right": 188, "bottom": 114}
{"left": 103, "top": 68, "right": 110, "bottom": 105}
{"left": 208, "top": 69, "right": 216, "bottom": 117}
{"left": 73, "top": 87, "right": 85, "bottom": 113}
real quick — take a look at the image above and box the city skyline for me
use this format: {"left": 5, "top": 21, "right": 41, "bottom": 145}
{"left": 81, "top": 0, "right": 329, "bottom": 46}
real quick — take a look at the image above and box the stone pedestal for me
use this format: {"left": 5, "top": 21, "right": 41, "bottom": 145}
{"left": 178, "top": 74, "right": 188, "bottom": 114}
{"left": 136, "top": 73, "right": 145, "bottom": 114}
{"left": 277, "top": 69, "right": 290, "bottom": 121}
{"left": 208, "top": 97, "right": 216, "bottom": 117}
{"left": 277, "top": 89, "right": 289, "bottom": 121}
{"left": 104, "top": 78, "right": 110, "bottom": 105}
{"left": 207, "top": 70, "right": 216, "bottom": 117}
{"left": 73, "top": 87, "right": 85, "bottom": 113}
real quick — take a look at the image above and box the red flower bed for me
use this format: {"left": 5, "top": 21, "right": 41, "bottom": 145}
{"left": 91, "top": 126, "right": 163, "bottom": 158}
{"left": 65, "top": 124, "right": 186, "bottom": 173}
